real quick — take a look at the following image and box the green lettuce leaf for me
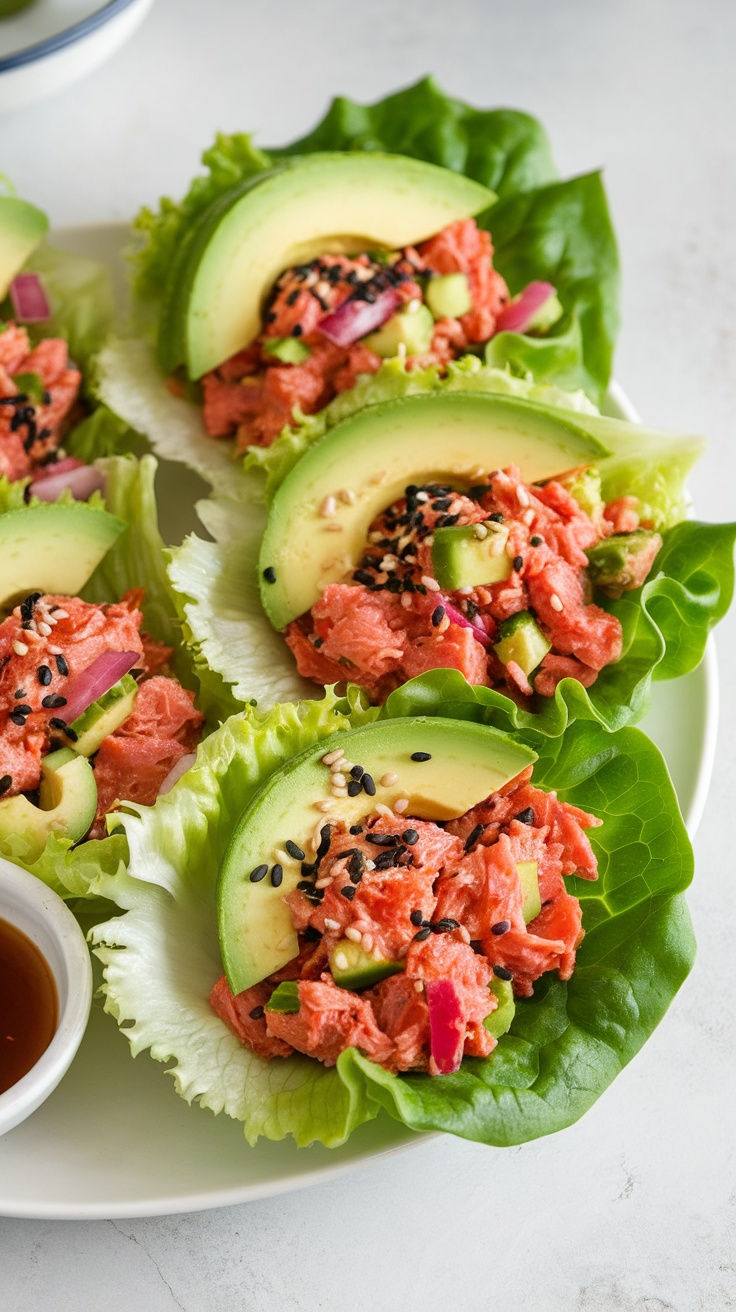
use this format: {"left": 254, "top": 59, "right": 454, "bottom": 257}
{"left": 89, "top": 675, "right": 694, "bottom": 1148}
{"left": 1, "top": 241, "right": 115, "bottom": 375}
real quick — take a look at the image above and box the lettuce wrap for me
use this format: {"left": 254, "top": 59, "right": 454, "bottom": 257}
{"left": 89, "top": 673, "right": 695, "bottom": 1148}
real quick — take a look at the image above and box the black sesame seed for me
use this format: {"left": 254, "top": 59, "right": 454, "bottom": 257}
{"left": 431, "top": 605, "right": 446, "bottom": 628}
{"left": 9, "top": 710, "right": 27, "bottom": 726}
{"left": 410, "top": 751, "right": 431, "bottom": 762}
{"left": 470, "top": 940, "right": 485, "bottom": 955}
{"left": 41, "top": 694, "right": 67, "bottom": 709}
{"left": 374, "top": 849, "right": 400, "bottom": 870}
{"left": 494, "top": 965, "right": 513, "bottom": 981}
{"left": 413, "top": 927, "right": 432, "bottom": 942}
{"left": 514, "top": 808, "right": 535, "bottom": 825}
{"left": 270, "top": 864, "right": 283, "bottom": 887}
{"left": 262, "top": 566, "right": 277, "bottom": 584}
{"left": 60, "top": 724, "right": 77, "bottom": 742}
{"left": 55, "top": 654, "right": 69, "bottom": 676}
{"left": 316, "top": 824, "right": 332, "bottom": 860}
{"left": 291, "top": 324, "right": 303, "bottom": 338}
{"left": 513, "top": 556, "right": 524, "bottom": 572}
{"left": 37, "top": 665, "right": 52, "bottom": 686}
{"left": 402, "top": 829, "right": 419, "bottom": 845}
{"left": 410, "top": 910, "right": 426, "bottom": 927}
{"left": 366, "top": 833, "right": 400, "bottom": 846}
{"left": 464, "top": 823, "right": 485, "bottom": 852}
{"left": 491, "top": 920, "right": 511, "bottom": 936}
{"left": 350, "top": 764, "right": 364, "bottom": 780}
{"left": 0, "top": 775, "right": 12, "bottom": 795}
{"left": 13, "top": 689, "right": 26, "bottom": 699}
{"left": 286, "top": 288, "right": 300, "bottom": 306}
{"left": 349, "top": 824, "right": 363, "bottom": 835}
{"left": 340, "top": 886, "right": 356, "bottom": 900}
{"left": 347, "top": 851, "right": 365, "bottom": 879}
{"left": 433, "top": 918, "right": 460, "bottom": 932}
{"left": 297, "top": 880, "right": 315, "bottom": 892}
{"left": 530, "top": 535, "right": 543, "bottom": 547}
{"left": 285, "top": 840, "right": 305, "bottom": 861}
{"left": 303, "top": 924, "right": 322, "bottom": 942}
{"left": 347, "top": 779, "right": 363, "bottom": 797}
{"left": 249, "top": 864, "right": 268, "bottom": 882}
{"left": 249, "top": 1006, "right": 265, "bottom": 1020}
{"left": 301, "top": 861, "right": 315, "bottom": 877}
{"left": 432, "top": 497, "right": 451, "bottom": 511}
{"left": 14, "top": 704, "right": 32, "bottom": 716}
{"left": 362, "top": 773, "right": 376, "bottom": 796}
{"left": 353, "top": 569, "right": 375, "bottom": 587}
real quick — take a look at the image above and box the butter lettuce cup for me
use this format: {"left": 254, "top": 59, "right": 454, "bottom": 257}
{"left": 90, "top": 673, "right": 695, "bottom": 1149}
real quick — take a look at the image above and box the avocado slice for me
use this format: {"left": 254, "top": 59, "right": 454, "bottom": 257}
{"left": 585, "top": 529, "right": 661, "bottom": 598}
{"left": 70, "top": 674, "right": 138, "bottom": 757}
{"left": 0, "top": 503, "right": 126, "bottom": 610}
{"left": 426, "top": 272, "right": 472, "bottom": 321}
{"left": 495, "top": 611, "right": 551, "bottom": 677}
{"left": 517, "top": 860, "right": 541, "bottom": 923}
{"left": 364, "top": 303, "right": 434, "bottom": 358}
{"left": 0, "top": 748, "right": 97, "bottom": 861}
{"left": 431, "top": 521, "right": 512, "bottom": 591}
{"left": 484, "top": 976, "right": 516, "bottom": 1040}
{"left": 218, "top": 716, "right": 536, "bottom": 994}
{"left": 0, "top": 196, "right": 49, "bottom": 300}
{"left": 264, "top": 981, "right": 300, "bottom": 1014}
{"left": 158, "top": 152, "right": 496, "bottom": 378}
{"left": 259, "top": 392, "right": 608, "bottom": 631}
{"left": 329, "top": 939, "right": 404, "bottom": 991}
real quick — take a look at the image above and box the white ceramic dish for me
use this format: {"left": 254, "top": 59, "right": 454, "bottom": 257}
{"left": 0, "top": 224, "right": 719, "bottom": 1216}
{"left": 0, "top": 856, "right": 92, "bottom": 1137}
{"left": 0, "top": 0, "right": 155, "bottom": 113}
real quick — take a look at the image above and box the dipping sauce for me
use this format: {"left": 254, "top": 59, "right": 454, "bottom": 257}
{"left": 0, "top": 917, "right": 58, "bottom": 1095}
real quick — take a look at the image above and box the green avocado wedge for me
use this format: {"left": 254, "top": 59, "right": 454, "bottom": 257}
{"left": 158, "top": 151, "right": 496, "bottom": 379}
{"left": 258, "top": 390, "right": 607, "bottom": 630}
{"left": 0, "top": 748, "right": 97, "bottom": 863}
{"left": 0, "top": 502, "right": 126, "bottom": 610}
{"left": 0, "top": 194, "right": 48, "bottom": 299}
{"left": 217, "top": 714, "right": 536, "bottom": 994}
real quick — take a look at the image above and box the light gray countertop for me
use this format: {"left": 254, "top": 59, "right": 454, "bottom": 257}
{"left": 1, "top": 1, "right": 735, "bottom": 1308}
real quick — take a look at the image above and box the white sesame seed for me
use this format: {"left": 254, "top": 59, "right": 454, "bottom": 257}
{"left": 381, "top": 647, "right": 404, "bottom": 660}
{"left": 341, "top": 761, "right": 354, "bottom": 772}
{"left": 375, "top": 803, "right": 393, "bottom": 819}
{"left": 331, "top": 772, "right": 346, "bottom": 787}
{"left": 486, "top": 519, "right": 505, "bottom": 534}
{"left": 416, "top": 491, "right": 429, "bottom": 503}
{"left": 472, "top": 523, "right": 488, "bottom": 540}
{"left": 362, "top": 933, "right": 374, "bottom": 952}
{"left": 314, "top": 800, "right": 333, "bottom": 812}
{"left": 523, "top": 508, "right": 535, "bottom": 526}
{"left": 424, "top": 535, "right": 434, "bottom": 546}
{"left": 457, "top": 586, "right": 473, "bottom": 596}
{"left": 517, "top": 486, "right": 530, "bottom": 508}
{"left": 324, "top": 918, "right": 341, "bottom": 932}
{"left": 12, "top": 641, "right": 28, "bottom": 656}
{"left": 315, "top": 877, "right": 332, "bottom": 889}
{"left": 47, "top": 646, "right": 62, "bottom": 655}
{"left": 550, "top": 593, "right": 564, "bottom": 612}
{"left": 51, "top": 609, "right": 68, "bottom": 620}
{"left": 323, "top": 522, "right": 343, "bottom": 533}
{"left": 401, "top": 593, "right": 413, "bottom": 610}
{"left": 421, "top": 575, "right": 440, "bottom": 592}
{"left": 331, "top": 786, "right": 348, "bottom": 798}
{"left": 365, "top": 860, "right": 376, "bottom": 871}
{"left": 345, "top": 927, "right": 362, "bottom": 943}
{"left": 274, "top": 849, "right": 291, "bottom": 864}
{"left": 406, "top": 299, "right": 421, "bottom": 314}
{"left": 319, "top": 494, "right": 337, "bottom": 518}
{"left": 369, "top": 531, "right": 383, "bottom": 543}
{"left": 414, "top": 979, "right": 424, "bottom": 993}
{"left": 458, "top": 925, "right": 471, "bottom": 944}
{"left": 334, "top": 952, "right": 349, "bottom": 972}
{"left": 322, "top": 748, "right": 344, "bottom": 765}
{"left": 394, "top": 798, "right": 410, "bottom": 814}
{"left": 380, "top": 772, "right": 399, "bottom": 787}
{"left": 489, "top": 534, "right": 506, "bottom": 556}
{"left": 397, "top": 534, "right": 412, "bottom": 551}
{"left": 338, "top": 488, "right": 356, "bottom": 505}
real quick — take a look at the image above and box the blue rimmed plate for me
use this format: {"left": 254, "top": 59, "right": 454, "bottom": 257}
{"left": 0, "top": 0, "right": 154, "bottom": 112}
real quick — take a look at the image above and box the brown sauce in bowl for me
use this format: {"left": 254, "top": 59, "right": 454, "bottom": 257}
{"left": 0, "top": 917, "right": 58, "bottom": 1095}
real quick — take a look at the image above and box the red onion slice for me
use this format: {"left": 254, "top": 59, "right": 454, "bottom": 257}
{"left": 29, "top": 463, "right": 106, "bottom": 503}
{"left": 318, "top": 287, "right": 401, "bottom": 348}
{"left": 61, "top": 652, "right": 139, "bottom": 725}
{"left": 32, "top": 457, "right": 86, "bottom": 481}
{"left": 494, "top": 281, "right": 557, "bottom": 335}
{"left": 441, "top": 598, "right": 492, "bottom": 649}
{"left": 10, "top": 273, "right": 50, "bottom": 324}
{"left": 158, "top": 753, "right": 196, "bottom": 796}
{"left": 426, "top": 978, "right": 465, "bottom": 1075}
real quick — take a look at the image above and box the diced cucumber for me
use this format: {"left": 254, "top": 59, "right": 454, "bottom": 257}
{"left": 484, "top": 977, "right": 516, "bottom": 1039}
{"left": 330, "top": 939, "right": 404, "bottom": 990}
{"left": 262, "top": 336, "right": 312, "bottom": 364}
{"left": 425, "top": 272, "right": 472, "bottom": 321}
{"left": 70, "top": 674, "right": 138, "bottom": 757}
{"left": 495, "top": 611, "right": 551, "bottom": 677}
{"left": 265, "top": 980, "right": 301, "bottom": 1014}
{"left": 431, "top": 522, "right": 511, "bottom": 591}
{"left": 364, "top": 302, "right": 434, "bottom": 358}
{"left": 517, "top": 860, "right": 541, "bottom": 924}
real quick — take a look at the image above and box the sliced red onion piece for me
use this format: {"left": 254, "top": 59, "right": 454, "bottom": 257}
{"left": 30, "top": 463, "right": 105, "bottom": 504}
{"left": 318, "top": 287, "right": 401, "bottom": 348}
{"left": 10, "top": 273, "right": 50, "bottom": 324}
{"left": 426, "top": 978, "right": 465, "bottom": 1075}
{"left": 32, "top": 457, "right": 86, "bottom": 481}
{"left": 158, "top": 753, "right": 196, "bottom": 796}
{"left": 62, "top": 651, "right": 140, "bottom": 725}
{"left": 494, "top": 281, "right": 557, "bottom": 335}
{"left": 441, "top": 598, "right": 492, "bottom": 649}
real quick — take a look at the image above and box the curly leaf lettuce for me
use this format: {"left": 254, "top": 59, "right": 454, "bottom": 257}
{"left": 89, "top": 675, "right": 694, "bottom": 1148}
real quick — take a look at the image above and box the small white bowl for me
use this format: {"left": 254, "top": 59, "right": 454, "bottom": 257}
{"left": 0, "top": 856, "right": 92, "bottom": 1137}
{"left": 0, "top": 0, "right": 156, "bottom": 114}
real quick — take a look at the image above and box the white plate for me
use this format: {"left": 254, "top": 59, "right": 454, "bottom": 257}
{"left": 0, "top": 225, "right": 719, "bottom": 1218}
{"left": 0, "top": 0, "right": 155, "bottom": 113}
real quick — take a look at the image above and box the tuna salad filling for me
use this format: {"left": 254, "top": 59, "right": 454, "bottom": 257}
{"left": 285, "top": 466, "right": 663, "bottom": 703}
{"left": 211, "top": 760, "right": 600, "bottom": 1076}
{"left": 0, "top": 322, "right": 82, "bottom": 483}
{"left": 0, "top": 588, "right": 203, "bottom": 840}
{"left": 194, "top": 218, "right": 552, "bottom": 451}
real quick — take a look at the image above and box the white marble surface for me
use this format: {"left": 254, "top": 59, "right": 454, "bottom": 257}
{"left": 2, "top": 1, "right": 735, "bottom": 1308}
